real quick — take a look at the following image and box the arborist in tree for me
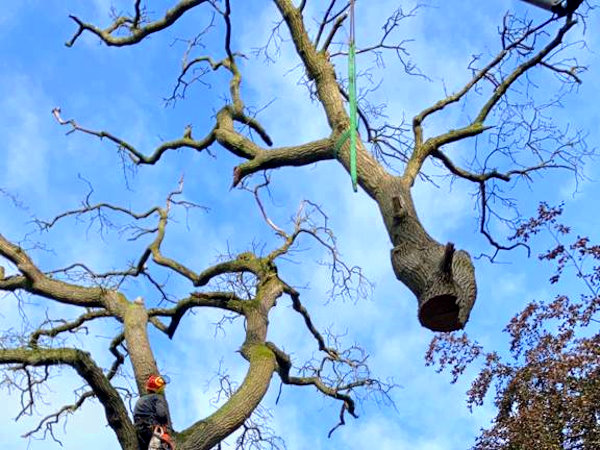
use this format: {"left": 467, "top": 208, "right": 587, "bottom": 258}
{"left": 133, "top": 374, "right": 175, "bottom": 450}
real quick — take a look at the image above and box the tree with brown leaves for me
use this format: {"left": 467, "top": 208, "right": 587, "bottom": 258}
{"left": 427, "top": 203, "right": 599, "bottom": 449}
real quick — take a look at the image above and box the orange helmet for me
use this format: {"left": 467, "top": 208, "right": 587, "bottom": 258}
{"left": 146, "top": 374, "right": 168, "bottom": 392}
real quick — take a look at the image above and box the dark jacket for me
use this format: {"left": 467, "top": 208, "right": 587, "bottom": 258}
{"left": 133, "top": 393, "right": 171, "bottom": 427}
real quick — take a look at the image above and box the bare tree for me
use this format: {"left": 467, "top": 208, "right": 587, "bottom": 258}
{"left": 0, "top": 1, "right": 596, "bottom": 449}
{"left": 1, "top": 180, "right": 387, "bottom": 449}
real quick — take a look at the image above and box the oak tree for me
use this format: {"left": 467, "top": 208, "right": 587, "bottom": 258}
{"left": 0, "top": 1, "right": 595, "bottom": 449}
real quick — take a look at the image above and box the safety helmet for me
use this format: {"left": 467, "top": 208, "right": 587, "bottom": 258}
{"left": 146, "top": 374, "right": 168, "bottom": 392}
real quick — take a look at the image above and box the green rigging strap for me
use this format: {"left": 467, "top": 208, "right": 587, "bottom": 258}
{"left": 334, "top": 129, "right": 352, "bottom": 159}
{"left": 348, "top": 40, "right": 358, "bottom": 192}
{"left": 334, "top": 0, "right": 358, "bottom": 193}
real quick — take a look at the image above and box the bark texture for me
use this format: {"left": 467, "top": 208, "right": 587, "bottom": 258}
{"left": 380, "top": 179, "right": 476, "bottom": 331}
{"left": 175, "top": 274, "right": 284, "bottom": 449}
{"left": 275, "top": 0, "right": 477, "bottom": 331}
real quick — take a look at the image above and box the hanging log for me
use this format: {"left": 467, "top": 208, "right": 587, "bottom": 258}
{"left": 384, "top": 184, "right": 477, "bottom": 332}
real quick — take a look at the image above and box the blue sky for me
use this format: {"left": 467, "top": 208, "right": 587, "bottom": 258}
{"left": 0, "top": 1, "right": 598, "bottom": 449}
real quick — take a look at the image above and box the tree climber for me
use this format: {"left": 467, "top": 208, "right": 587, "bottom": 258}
{"left": 133, "top": 374, "right": 175, "bottom": 450}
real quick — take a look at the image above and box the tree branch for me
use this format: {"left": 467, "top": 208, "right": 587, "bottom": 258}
{"left": 28, "top": 309, "right": 112, "bottom": 348}
{"left": 149, "top": 292, "right": 245, "bottom": 339}
{"left": 231, "top": 137, "right": 334, "bottom": 187}
{"left": 282, "top": 284, "right": 338, "bottom": 358}
{"left": 314, "top": 1, "right": 348, "bottom": 50}
{"left": 430, "top": 148, "right": 572, "bottom": 183}
{"left": 176, "top": 275, "right": 285, "bottom": 449}
{"left": 66, "top": 0, "right": 210, "bottom": 47}
{"left": 22, "top": 333, "right": 127, "bottom": 442}
{"left": 266, "top": 341, "right": 365, "bottom": 437}
{"left": 475, "top": 19, "right": 577, "bottom": 124}
{"left": 52, "top": 107, "right": 216, "bottom": 165}
{"left": 0, "top": 347, "right": 137, "bottom": 449}
{"left": 405, "top": 17, "right": 577, "bottom": 187}
{"left": 0, "top": 233, "right": 105, "bottom": 307}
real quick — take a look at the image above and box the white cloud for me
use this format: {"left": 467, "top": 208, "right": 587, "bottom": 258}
{"left": 0, "top": 76, "right": 50, "bottom": 197}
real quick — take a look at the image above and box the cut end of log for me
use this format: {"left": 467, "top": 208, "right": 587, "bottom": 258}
{"left": 418, "top": 294, "right": 463, "bottom": 332}
{"left": 391, "top": 242, "right": 476, "bottom": 332}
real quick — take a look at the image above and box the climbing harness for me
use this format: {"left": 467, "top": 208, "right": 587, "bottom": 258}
{"left": 335, "top": 0, "right": 359, "bottom": 192}
{"left": 148, "top": 425, "right": 175, "bottom": 450}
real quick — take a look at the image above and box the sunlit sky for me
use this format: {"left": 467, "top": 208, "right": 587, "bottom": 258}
{"left": 1, "top": 1, "right": 599, "bottom": 449}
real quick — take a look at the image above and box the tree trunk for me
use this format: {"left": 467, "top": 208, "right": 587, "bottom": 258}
{"left": 121, "top": 299, "right": 160, "bottom": 393}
